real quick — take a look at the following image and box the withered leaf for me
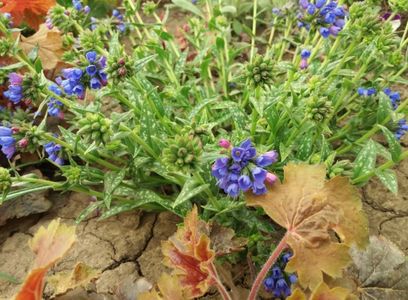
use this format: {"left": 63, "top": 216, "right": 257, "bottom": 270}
{"left": 15, "top": 219, "right": 76, "bottom": 300}
{"left": 139, "top": 273, "right": 188, "bottom": 300}
{"left": 162, "top": 206, "right": 216, "bottom": 298}
{"left": 47, "top": 262, "right": 100, "bottom": 296}
{"left": 288, "top": 282, "right": 356, "bottom": 300}
{"left": 346, "top": 235, "right": 408, "bottom": 300}
{"left": 246, "top": 164, "right": 368, "bottom": 290}
{"left": 209, "top": 222, "right": 247, "bottom": 256}
{"left": 19, "top": 24, "right": 64, "bottom": 70}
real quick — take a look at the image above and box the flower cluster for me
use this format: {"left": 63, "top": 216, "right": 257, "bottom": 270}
{"left": 300, "top": 49, "right": 311, "bottom": 70}
{"left": 384, "top": 88, "right": 400, "bottom": 110}
{"left": 47, "top": 84, "right": 63, "bottom": 117}
{"left": 298, "top": 0, "right": 347, "bottom": 38}
{"left": 4, "top": 73, "right": 23, "bottom": 104}
{"left": 0, "top": 167, "right": 11, "bottom": 193}
{"left": 0, "top": 126, "right": 15, "bottom": 159}
{"left": 357, "top": 87, "right": 376, "bottom": 97}
{"left": 112, "top": 9, "right": 126, "bottom": 33}
{"left": 212, "top": 139, "right": 278, "bottom": 197}
{"left": 58, "top": 51, "right": 107, "bottom": 99}
{"left": 44, "top": 141, "right": 64, "bottom": 165}
{"left": 264, "top": 252, "right": 297, "bottom": 298}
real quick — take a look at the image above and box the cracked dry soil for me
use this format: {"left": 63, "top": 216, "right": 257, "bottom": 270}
{"left": 1, "top": 157, "right": 408, "bottom": 299}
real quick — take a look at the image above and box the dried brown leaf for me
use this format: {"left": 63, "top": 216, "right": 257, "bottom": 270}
{"left": 138, "top": 273, "right": 189, "bottom": 300}
{"left": 346, "top": 235, "right": 408, "bottom": 300}
{"left": 209, "top": 223, "right": 247, "bottom": 256}
{"left": 19, "top": 24, "right": 64, "bottom": 70}
{"left": 47, "top": 262, "right": 100, "bottom": 296}
{"left": 246, "top": 163, "right": 368, "bottom": 289}
{"left": 288, "top": 282, "right": 355, "bottom": 300}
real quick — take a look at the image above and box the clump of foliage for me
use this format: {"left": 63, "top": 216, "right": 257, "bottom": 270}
{"left": 1, "top": 0, "right": 408, "bottom": 298}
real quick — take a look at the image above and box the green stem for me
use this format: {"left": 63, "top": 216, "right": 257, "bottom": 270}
{"left": 119, "top": 124, "right": 160, "bottom": 160}
{"left": 249, "top": 0, "right": 258, "bottom": 63}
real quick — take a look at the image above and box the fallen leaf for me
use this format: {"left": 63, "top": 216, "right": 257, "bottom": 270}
{"left": 0, "top": 0, "right": 55, "bottom": 30}
{"left": 19, "top": 24, "right": 64, "bottom": 70}
{"left": 288, "top": 282, "right": 355, "bottom": 300}
{"left": 346, "top": 235, "right": 408, "bottom": 300}
{"left": 15, "top": 219, "right": 76, "bottom": 300}
{"left": 139, "top": 273, "right": 188, "bottom": 300}
{"left": 209, "top": 223, "right": 247, "bottom": 256}
{"left": 162, "top": 206, "right": 216, "bottom": 298}
{"left": 246, "top": 164, "right": 368, "bottom": 290}
{"left": 47, "top": 262, "right": 100, "bottom": 296}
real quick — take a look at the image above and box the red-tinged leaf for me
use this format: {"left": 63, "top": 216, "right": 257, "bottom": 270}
{"left": 15, "top": 268, "right": 48, "bottom": 300}
{"left": 246, "top": 164, "right": 369, "bottom": 290}
{"left": 162, "top": 206, "right": 216, "bottom": 299}
{"left": 14, "top": 219, "right": 76, "bottom": 300}
{"left": 0, "top": 0, "right": 56, "bottom": 30}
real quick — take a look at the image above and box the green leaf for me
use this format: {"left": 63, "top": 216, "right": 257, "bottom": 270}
{"left": 216, "top": 37, "right": 225, "bottom": 51}
{"left": 172, "top": 0, "right": 204, "bottom": 18}
{"left": 2, "top": 185, "right": 51, "bottom": 203}
{"left": 75, "top": 201, "right": 101, "bottom": 224}
{"left": 296, "top": 131, "right": 314, "bottom": 161}
{"left": 0, "top": 62, "right": 25, "bottom": 71}
{"left": 353, "top": 140, "right": 377, "bottom": 179}
{"left": 377, "top": 92, "right": 393, "bottom": 123}
{"left": 378, "top": 125, "right": 402, "bottom": 163}
{"left": 175, "top": 51, "right": 188, "bottom": 79}
{"left": 103, "top": 169, "right": 126, "bottom": 208}
{"left": 376, "top": 169, "right": 398, "bottom": 194}
{"left": 173, "top": 178, "right": 209, "bottom": 208}
{"left": 134, "top": 54, "right": 157, "bottom": 72}
{"left": 220, "top": 5, "right": 237, "bottom": 14}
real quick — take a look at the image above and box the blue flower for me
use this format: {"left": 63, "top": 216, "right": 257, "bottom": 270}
{"left": 307, "top": 4, "right": 316, "bottom": 14}
{"left": 212, "top": 139, "right": 278, "bottom": 197}
{"left": 44, "top": 142, "right": 64, "bottom": 165}
{"left": 384, "top": 88, "right": 401, "bottom": 109}
{"left": 48, "top": 84, "right": 63, "bottom": 117}
{"left": 395, "top": 119, "right": 408, "bottom": 140}
{"left": 72, "top": 0, "right": 83, "bottom": 11}
{"left": 0, "top": 126, "right": 16, "bottom": 159}
{"left": 86, "top": 65, "right": 98, "bottom": 76}
{"left": 4, "top": 73, "right": 23, "bottom": 104}
{"left": 301, "top": 49, "right": 311, "bottom": 59}
{"left": 320, "top": 27, "right": 330, "bottom": 38}
{"left": 86, "top": 52, "right": 97, "bottom": 64}
{"left": 357, "top": 87, "right": 376, "bottom": 97}
{"left": 274, "top": 278, "right": 291, "bottom": 297}
{"left": 263, "top": 251, "right": 296, "bottom": 297}
{"left": 316, "top": 0, "right": 326, "bottom": 8}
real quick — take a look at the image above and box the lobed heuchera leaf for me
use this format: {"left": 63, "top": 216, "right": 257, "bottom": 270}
{"left": 209, "top": 223, "right": 247, "bottom": 257}
{"left": 0, "top": 0, "right": 55, "bottom": 30}
{"left": 15, "top": 219, "right": 76, "bottom": 300}
{"left": 246, "top": 164, "right": 368, "bottom": 290}
{"left": 47, "top": 262, "right": 101, "bottom": 297}
{"left": 161, "top": 206, "right": 216, "bottom": 298}
{"left": 288, "top": 282, "right": 356, "bottom": 300}
{"left": 346, "top": 235, "right": 408, "bottom": 299}
{"left": 19, "top": 24, "right": 65, "bottom": 70}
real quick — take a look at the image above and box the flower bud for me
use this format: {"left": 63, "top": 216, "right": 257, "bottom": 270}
{"left": 218, "top": 139, "right": 231, "bottom": 149}
{"left": 0, "top": 167, "right": 11, "bottom": 193}
{"left": 266, "top": 172, "right": 278, "bottom": 185}
{"left": 18, "top": 138, "right": 28, "bottom": 148}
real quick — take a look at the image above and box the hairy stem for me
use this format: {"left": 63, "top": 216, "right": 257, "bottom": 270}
{"left": 248, "top": 235, "right": 288, "bottom": 300}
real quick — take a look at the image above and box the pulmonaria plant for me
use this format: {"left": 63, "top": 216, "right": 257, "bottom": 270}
{"left": 212, "top": 139, "right": 278, "bottom": 197}
{"left": 298, "top": 0, "right": 347, "bottom": 38}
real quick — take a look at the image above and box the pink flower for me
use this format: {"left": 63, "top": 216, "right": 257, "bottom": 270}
{"left": 265, "top": 172, "right": 278, "bottom": 185}
{"left": 218, "top": 139, "right": 231, "bottom": 149}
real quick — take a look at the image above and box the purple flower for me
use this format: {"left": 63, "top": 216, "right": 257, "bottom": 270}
{"left": 72, "top": 0, "right": 83, "bottom": 11}
{"left": 226, "top": 183, "right": 239, "bottom": 197}
{"left": 86, "top": 65, "right": 98, "bottom": 76}
{"left": 44, "top": 142, "right": 64, "bottom": 165}
{"left": 256, "top": 151, "right": 279, "bottom": 167}
{"left": 8, "top": 73, "right": 23, "bottom": 85}
{"left": 271, "top": 266, "right": 283, "bottom": 279}
{"left": 4, "top": 73, "right": 24, "bottom": 104}
{"left": 86, "top": 51, "right": 98, "bottom": 63}
{"left": 212, "top": 157, "right": 229, "bottom": 179}
{"left": 238, "top": 175, "right": 252, "bottom": 191}
{"left": 329, "top": 25, "right": 341, "bottom": 36}
{"left": 231, "top": 147, "right": 245, "bottom": 162}
{"left": 320, "top": 27, "right": 330, "bottom": 38}
{"left": 299, "top": 0, "right": 309, "bottom": 9}
{"left": 264, "top": 277, "right": 275, "bottom": 292}
{"left": 0, "top": 126, "right": 16, "bottom": 159}
{"left": 112, "top": 9, "right": 121, "bottom": 17}
{"left": 84, "top": 5, "right": 90, "bottom": 14}
{"left": 274, "top": 278, "right": 291, "bottom": 297}
{"left": 307, "top": 4, "right": 316, "bottom": 14}
{"left": 316, "top": 0, "right": 326, "bottom": 8}
{"left": 395, "top": 119, "right": 408, "bottom": 140}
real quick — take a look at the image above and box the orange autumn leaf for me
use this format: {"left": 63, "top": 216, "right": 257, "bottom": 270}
{"left": 288, "top": 282, "right": 356, "bottom": 300}
{"left": 19, "top": 24, "right": 65, "bottom": 70}
{"left": 0, "top": 0, "right": 55, "bottom": 30}
{"left": 246, "top": 164, "right": 368, "bottom": 290}
{"left": 15, "top": 219, "right": 76, "bottom": 300}
{"left": 162, "top": 206, "right": 216, "bottom": 299}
